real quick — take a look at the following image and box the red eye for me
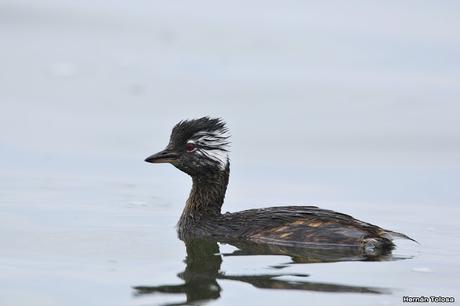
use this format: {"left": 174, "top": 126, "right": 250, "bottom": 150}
{"left": 185, "top": 142, "right": 196, "bottom": 152}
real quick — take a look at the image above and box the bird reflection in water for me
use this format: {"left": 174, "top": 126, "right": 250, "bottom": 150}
{"left": 133, "top": 239, "right": 398, "bottom": 306}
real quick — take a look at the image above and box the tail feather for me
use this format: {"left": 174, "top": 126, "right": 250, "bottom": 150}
{"left": 384, "top": 230, "right": 418, "bottom": 244}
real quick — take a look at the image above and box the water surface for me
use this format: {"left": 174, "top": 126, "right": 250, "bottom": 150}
{"left": 1, "top": 1, "right": 459, "bottom": 305}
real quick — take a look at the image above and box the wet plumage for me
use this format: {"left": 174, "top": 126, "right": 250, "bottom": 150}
{"left": 145, "top": 117, "right": 414, "bottom": 254}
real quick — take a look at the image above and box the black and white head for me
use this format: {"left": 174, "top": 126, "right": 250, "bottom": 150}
{"left": 145, "top": 117, "right": 230, "bottom": 177}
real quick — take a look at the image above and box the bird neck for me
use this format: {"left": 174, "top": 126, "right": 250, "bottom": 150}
{"left": 179, "top": 166, "right": 229, "bottom": 226}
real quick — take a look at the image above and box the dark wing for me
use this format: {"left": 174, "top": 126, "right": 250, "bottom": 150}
{"left": 218, "top": 206, "right": 407, "bottom": 249}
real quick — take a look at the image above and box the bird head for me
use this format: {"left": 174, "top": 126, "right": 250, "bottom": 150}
{"left": 145, "top": 117, "right": 230, "bottom": 177}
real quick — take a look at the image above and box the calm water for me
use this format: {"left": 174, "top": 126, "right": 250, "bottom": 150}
{"left": 1, "top": 1, "right": 460, "bottom": 305}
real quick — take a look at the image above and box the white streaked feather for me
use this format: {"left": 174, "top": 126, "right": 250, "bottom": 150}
{"left": 188, "top": 129, "right": 230, "bottom": 170}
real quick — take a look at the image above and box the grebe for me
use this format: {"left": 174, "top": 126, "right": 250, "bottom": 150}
{"left": 145, "top": 117, "right": 414, "bottom": 253}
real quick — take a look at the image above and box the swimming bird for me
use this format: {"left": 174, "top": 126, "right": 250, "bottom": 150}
{"left": 145, "top": 117, "right": 414, "bottom": 253}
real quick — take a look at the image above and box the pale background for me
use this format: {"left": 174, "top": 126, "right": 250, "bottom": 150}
{"left": 1, "top": 1, "right": 459, "bottom": 305}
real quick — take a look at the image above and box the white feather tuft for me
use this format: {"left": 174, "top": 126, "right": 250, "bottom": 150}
{"left": 189, "top": 129, "right": 230, "bottom": 170}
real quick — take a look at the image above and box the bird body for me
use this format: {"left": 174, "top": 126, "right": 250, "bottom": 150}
{"left": 145, "top": 117, "right": 414, "bottom": 253}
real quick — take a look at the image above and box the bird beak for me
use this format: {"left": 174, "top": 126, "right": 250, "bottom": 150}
{"left": 145, "top": 148, "right": 178, "bottom": 164}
